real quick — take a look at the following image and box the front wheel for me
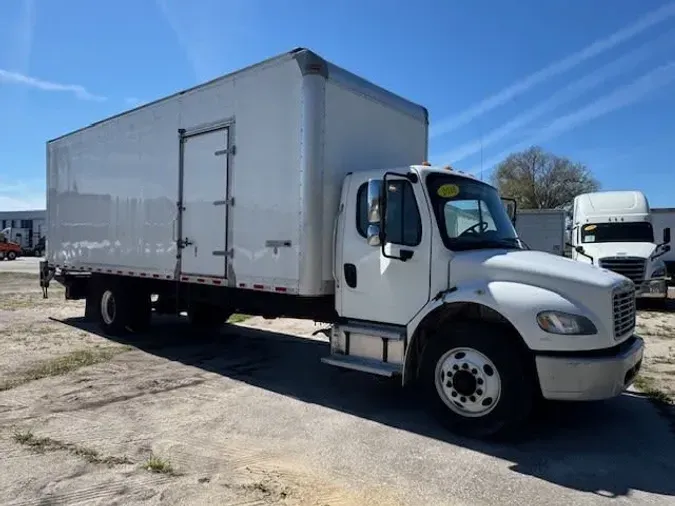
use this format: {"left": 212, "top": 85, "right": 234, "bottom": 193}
{"left": 420, "top": 321, "right": 534, "bottom": 439}
{"left": 7, "top": 251, "right": 16, "bottom": 261}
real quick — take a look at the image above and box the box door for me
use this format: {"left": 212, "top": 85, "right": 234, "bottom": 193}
{"left": 179, "top": 126, "right": 230, "bottom": 278}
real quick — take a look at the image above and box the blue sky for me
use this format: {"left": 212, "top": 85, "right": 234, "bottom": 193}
{"left": 1, "top": 0, "right": 674, "bottom": 210}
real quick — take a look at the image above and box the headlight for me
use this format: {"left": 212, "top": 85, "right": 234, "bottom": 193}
{"left": 536, "top": 311, "right": 597, "bottom": 335}
{"left": 651, "top": 264, "right": 666, "bottom": 278}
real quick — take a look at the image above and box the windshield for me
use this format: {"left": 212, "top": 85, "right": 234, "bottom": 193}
{"left": 581, "top": 222, "right": 654, "bottom": 243}
{"left": 426, "top": 173, "right": 521, "bottom": 251}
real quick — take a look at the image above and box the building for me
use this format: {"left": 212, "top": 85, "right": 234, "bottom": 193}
{"left": 0, "top": 209, "right": 46, "bottom": 250}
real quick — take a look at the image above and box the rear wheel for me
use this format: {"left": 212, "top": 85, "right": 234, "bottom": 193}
{"left": 420, "top": 321, "right": 534, "bottom": 439}
{"left": 7, "top": 251, "right": 16, "bottom": 261}
{"left": 93, "top": 278, "right": 150, "bottom": 335}
{"left": 0, "top": 251, "right": 5, "bottom": 261}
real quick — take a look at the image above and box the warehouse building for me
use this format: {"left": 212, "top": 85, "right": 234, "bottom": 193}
{"left": 0, "top": 209, "right": 46, "bottom": 250}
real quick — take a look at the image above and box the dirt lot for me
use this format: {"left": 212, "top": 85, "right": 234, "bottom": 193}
{"left": 1, "top": 261, "right": 674, "bottom": 505}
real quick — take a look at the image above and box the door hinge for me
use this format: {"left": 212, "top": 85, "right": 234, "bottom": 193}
{"left": 227, "top": 248, "right": 234, "bottom": 258}
{"left": 231, "top": 145, "right": 236, "bottom": 156}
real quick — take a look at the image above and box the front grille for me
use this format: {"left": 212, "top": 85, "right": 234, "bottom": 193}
{"left": 612, "top": 283, "right": 636, "bottom": 340}
{"left": 599, "top": 257, "right": 646, "bottom": 284}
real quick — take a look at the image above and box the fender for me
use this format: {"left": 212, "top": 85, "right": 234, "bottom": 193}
{"left": 402, "top": 281, "right": 610, "bottom": 385}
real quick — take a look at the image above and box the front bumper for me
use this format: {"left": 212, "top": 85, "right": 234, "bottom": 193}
{"left": 535, "top": 335, "right": 644, "bottom": 401}
{"left": 635, "top": 279, "right": 668, "bottom": 298}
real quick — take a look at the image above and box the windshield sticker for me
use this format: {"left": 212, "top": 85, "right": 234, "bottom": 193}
{"left": 585, "top": 235, "right": 596, "bottom": 242}
{"left": 437, "top": 184, "right": 460, "bottom": 198}
{"left": 584, "top": 224, "right": 597, "bottom": 231}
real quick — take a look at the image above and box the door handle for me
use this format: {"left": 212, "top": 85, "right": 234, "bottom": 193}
{"left": 344, "top": 263, "right": 357, "bottom": 288}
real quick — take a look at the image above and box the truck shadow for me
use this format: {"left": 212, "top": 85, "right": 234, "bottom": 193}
{"left": 56, "top": 315, "right": 675, "bottom": 499}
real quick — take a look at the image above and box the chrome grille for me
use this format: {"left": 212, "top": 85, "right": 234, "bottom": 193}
{"left": 612, "top": 284, "right": 636, "bottom": 339}
{"left": 599, "top": 257, "right": 646, "bottom": 284}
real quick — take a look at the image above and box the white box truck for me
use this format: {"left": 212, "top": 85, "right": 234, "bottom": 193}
{"left": 652, "top": 208, "right": 675, "bottom": 282}
{"left": 571, "top": 191, "right": 671, "bottom": 303}
{"left": 40, "top": 48, "right": 644, "bottom": 439}
{"left": 514, "top": 209, "right": 567, "bottom": 255}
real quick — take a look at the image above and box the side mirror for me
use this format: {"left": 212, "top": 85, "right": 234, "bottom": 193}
{"left": 501, "top": 197, "right": 517, "bottom": 225}
{"left": 664, "top": 245, "right": 671, "bottom": 253}
{"left": 366, "top": 179, "right": 383, "bottom": 247}
{"left": 663, "top": 227, "right": 671, "bottom": 245}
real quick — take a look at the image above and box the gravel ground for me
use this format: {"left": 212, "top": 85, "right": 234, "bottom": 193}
{"left": 0, "top": 263, "right": 674, "bottom": 505}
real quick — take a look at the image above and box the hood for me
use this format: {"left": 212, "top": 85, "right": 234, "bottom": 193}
{"left": 579, "top": 241, "right": 656, "bottom": 261}
{"left": 450, "top": 249, "right": 627, "bottom": 292}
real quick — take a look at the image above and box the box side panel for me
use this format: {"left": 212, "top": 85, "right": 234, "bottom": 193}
{"left": 316, "top": 79, "right": 428, "bottom": 292}
{"left": 223, "top": 60, "right": 303, "bottom": 290}
{"left": 47, "top": 57, "right": 303, "bottom": 286}
{"left": 47, "top": 99, "right": 182, "bottom": 276}
{"left": 651, "top": 210, "right": 675, "bottom": 262}
{"left": 515, "top": 211, "right": 566, "bottom": 255}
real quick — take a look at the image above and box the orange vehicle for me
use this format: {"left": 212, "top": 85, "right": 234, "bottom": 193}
{"left": 0, "top": 235, "right": 21, "bottom": 261}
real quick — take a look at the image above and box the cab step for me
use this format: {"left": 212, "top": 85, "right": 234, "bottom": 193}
{"left": 321, "top": 355, "right": 402, "bottom": 377}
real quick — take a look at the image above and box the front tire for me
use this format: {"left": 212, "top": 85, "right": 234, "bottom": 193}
{"left": 7, "top": 251, "right": 16, "bottom": 261}
{"left": 420, "top": 321, "right": 534, "bottom": 439}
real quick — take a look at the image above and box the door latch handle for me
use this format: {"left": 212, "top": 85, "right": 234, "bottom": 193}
{"left": 177, "top": 238, "right": 194, "bottom": 248}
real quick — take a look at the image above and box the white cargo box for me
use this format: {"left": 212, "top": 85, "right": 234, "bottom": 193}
{"left": 47, "top": 48, "right": 428, "bottom": 296}
{"left": 652, "top": 208, "right": 675, "bottom": 265}
{"left": 515, "top": 209, "right": 567, "bottom": 255}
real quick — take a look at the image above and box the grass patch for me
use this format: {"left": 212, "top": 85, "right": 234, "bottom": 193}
{"left": 0, "top": 346, "right": 132, "bottom": 392}
{"left": 633, "top": 375, "right": 674, "bottom": 404}
{"left": 143, "top": 455, "right": 175, "bottom": 475}
{"left": 228, "top": 314, "right": 250, "bottom": 324}
{"left": 12, "top": 430, "right": 131, "bottom": 466}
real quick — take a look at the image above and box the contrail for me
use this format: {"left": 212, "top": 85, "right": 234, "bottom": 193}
{"left": 0, "top": 69, "right": 106, "bottom": 101}
{"left": 434, "top": 29, "right": 675, "bottom": 165}
{"left": 468, "top": 61, "right": 675, "bottom": 176}
{"left": 429, "top": 1, "right": 675, "bottom": 139}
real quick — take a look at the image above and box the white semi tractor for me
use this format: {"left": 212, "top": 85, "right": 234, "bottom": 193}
{"left": 571, "top": 191, "right": 671, "bottom": 303}
{"left": 40, "top": 48, "right": 643, "bottom": 439}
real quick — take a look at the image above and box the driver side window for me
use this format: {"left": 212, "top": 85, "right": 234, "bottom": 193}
{"left": 444, "top": 199, "right": 496, "bottom": 238}
{"left": 356, "top": 181, "right": 422, "bottom": 246}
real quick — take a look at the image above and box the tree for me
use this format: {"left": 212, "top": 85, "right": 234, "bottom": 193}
{"left": 491, "top": 146, "right": 600, "bottom": 209}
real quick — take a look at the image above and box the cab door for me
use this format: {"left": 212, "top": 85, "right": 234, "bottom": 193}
{"left": 338, "top": 175, "right": 432, "bottom": 325}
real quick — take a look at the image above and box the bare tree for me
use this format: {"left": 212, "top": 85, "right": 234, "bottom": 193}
{"left": 491, "top": 146, "right": 600, "bottom": 209}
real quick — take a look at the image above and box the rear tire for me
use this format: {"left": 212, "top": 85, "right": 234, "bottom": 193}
{"left": 93, "top": 278, "right": 150, "bottom": 335}
{"left": 420, "top": 321, "right": 534, "bottom": 440}
{"left": 95, "top": 281, "right": 131, "bottom": 336}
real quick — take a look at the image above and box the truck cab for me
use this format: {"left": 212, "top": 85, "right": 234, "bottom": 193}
{"left": 330, "top": 165, "right": 643, "bottom": 438}
{"left": 571, "top": 191, "right": 671, "bottom": 303}
{"left": 0, "top": 229, "right": 21, "bottom": 261}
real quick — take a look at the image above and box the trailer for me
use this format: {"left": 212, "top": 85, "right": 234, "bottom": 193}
{"left": 652, "top": 208, "right": 675, "bottom": 282}
{"left": 514, "top": 209, "right": 567, "bottom": 256}
{"left": 41, "top": 48, "right": 643, "bottom": 440}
